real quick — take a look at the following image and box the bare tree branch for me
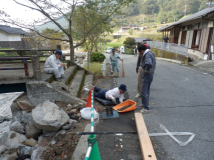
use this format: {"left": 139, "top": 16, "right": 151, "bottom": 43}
{"left": 28, "top": 0, "right": 71, "bottom": 37}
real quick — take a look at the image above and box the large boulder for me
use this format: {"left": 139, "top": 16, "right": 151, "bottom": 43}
{"left": 0, "top": 92, "right": 23, "bottom": 122}
{"left": 10, "top": 121, "right": 24, "bottom": 134}
{"left": 32, "top": 101, "right": 69, "bottom": 131}
{"left": 25, "top": 121, "right": 42, "bottom": 138}
{"left": 3, "top": 131, "right": 27, "bottom": 148}
{"left": 26, "top": 81, "right": 86, "bottom": 107}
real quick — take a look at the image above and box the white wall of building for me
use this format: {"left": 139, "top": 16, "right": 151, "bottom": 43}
{"left": 0, "top": 31, "right": 9, "bottom": 41}
{"left": 8, "top": 34, "right": 21, "bottom": 41}
{"left": 0, "top": 31, "right": 21, "bottom": 41}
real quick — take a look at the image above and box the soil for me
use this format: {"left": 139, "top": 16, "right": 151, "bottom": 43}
{"left": 41, "top": 119, "right": 88, "bottom": 160}
{"left": 117, "top": 105, "right": 132, "bottom": 112}
{"left": 40, "top": 101, "right": 88, "bottom": 160}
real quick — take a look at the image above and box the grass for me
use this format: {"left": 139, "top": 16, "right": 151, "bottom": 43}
{"left": 83, "top": 62, "right": 102, "bottom": 75}
{"left": 106, "top": 42, "right": 124, "bottom": 48}
{"left": 0, "top": 48, "right": 20, "bottom": 57}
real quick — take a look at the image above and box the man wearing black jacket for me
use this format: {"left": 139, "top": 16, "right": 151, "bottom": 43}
{"left": 137, "top": 44, "right": 156, "bottom": 113}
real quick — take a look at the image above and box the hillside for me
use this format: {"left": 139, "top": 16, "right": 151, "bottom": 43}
{"left": 114, "top": 0, "right": 208, "bottom": 27}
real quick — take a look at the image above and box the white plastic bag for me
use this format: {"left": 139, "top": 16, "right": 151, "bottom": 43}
{"left": 80, "top": 108, "right": 99, "bottom": 120}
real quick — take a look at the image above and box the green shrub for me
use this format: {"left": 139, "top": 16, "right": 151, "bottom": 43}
{"left": 113, "top": 46, "right": 119, "bottom": 50}
{"left": 0, "top": 52, "right": 7, "bottom": 56}
{"left": 105, "top": 39, "right": 112, "bottom": 42}
{"left": 123, "top": 37, "right": 136, "bottom": 48}
{"left": 91, "top": 52, "right": 106, "bottom": 62}
{"left": 125, "top": 48, "right": 134, "bottom": 55}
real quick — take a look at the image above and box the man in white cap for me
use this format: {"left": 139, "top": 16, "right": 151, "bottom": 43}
{"left": 44, "top": 50, "right": 65, "bottom": 82}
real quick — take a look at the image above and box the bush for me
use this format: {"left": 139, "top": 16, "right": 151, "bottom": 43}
{"left": 0, "top": 52, "right": 6, "bottom": 56}
{"left": 105, "top": 39, "right": 112, "bottom": 42}
{"left": 91, "top": 52, "right": 106, "bottom": 62}
{"left": 123, "top": 37, "right": 136, "bottom": 48}
{"left": 113, "top": 46, "right": 119, "bottom": 50}
{"left": 125, "top": 48, "right": 134, "bottom": 55}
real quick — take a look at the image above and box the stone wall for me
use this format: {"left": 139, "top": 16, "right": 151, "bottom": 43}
{"left": 151, "top": 48, "right": 188, "bottom": 64}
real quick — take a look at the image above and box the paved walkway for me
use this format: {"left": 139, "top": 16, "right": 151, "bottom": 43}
{"left": 108, "top": 54, "right": 214, "bottom": 160}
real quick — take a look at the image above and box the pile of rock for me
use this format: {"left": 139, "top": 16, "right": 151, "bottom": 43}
{"left": 0, "top": 93, "right": 82, "bottom": 160}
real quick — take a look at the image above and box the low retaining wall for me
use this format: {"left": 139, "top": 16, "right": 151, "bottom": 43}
{"left": 151, "top": 48, "right": 188, "bottom": 64}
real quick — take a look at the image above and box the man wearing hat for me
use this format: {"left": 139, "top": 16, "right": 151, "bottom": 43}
{"left": 83, "top": 84, "right": 127, "bottom": 104}
{"left": 110, "top": 49, "right": 123, "bottom": 76}
{"left": 44, "top": 50, "right": 65, "bottom": 82}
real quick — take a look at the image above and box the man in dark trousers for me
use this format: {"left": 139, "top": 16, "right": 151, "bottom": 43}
{"left": 137, "top": 44, "right": 155, "bottom": 113}
{"left": 135, "top": 44, "right": 156, "bottom": 99}
{"left": 163, "top": 35, "right": 169, "bottom": 43}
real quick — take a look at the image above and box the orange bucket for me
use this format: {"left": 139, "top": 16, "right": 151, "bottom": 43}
{"left": 113, "top": 100, "right": 137, "bottom": 113}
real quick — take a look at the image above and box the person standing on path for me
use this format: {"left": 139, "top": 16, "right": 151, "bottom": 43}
{"left": 135, "top": 44, "right": 153, "bottom": 99}
{"left": 138, "top": 44, "right": 155, "bottom": 113}
{"left": 44, "top": 50, "right": 65, "bottom": 82}
{"left": 110, "top": 49, "right": 123, "bottom": 76}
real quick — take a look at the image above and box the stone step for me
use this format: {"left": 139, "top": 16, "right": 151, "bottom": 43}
{"left": 61, "top": 66, "right": 77, "bottom": 85}
{"left": 83, "top": 75, "right": 93, "bottom": 89}
{"left": 68, "top": 70, "right": 85, "bottom": 97}
{"left": 81, "top": 74, "right": 94, "bottom": 100}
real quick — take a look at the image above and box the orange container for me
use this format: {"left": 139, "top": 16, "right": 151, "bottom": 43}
{"left": 113, "top": 100, "right": 137, "bottom": 113}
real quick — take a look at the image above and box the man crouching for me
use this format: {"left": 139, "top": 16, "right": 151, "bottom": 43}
{"left": 44, "top": 50, "right": 65, "bottom": 82}
{"left": 84, "top": 84, "right": 127, "bottom": 104}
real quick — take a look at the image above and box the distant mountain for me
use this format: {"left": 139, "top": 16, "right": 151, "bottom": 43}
{"left": 115, "top": 0, "right": 208, "bottom": 26}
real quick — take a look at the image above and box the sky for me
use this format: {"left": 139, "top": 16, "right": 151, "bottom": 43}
{"left": 1, "top": 0, "right": 44, "bottom": 22}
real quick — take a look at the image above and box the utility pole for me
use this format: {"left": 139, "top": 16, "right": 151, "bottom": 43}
{"left": 154, "top": 14, "right": 156, "bottom": 25}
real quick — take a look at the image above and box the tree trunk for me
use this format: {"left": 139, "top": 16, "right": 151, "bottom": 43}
{"left": 95, "top": 40, "right": 98, "bottom": 52}
{"left": 70, "top": 40, "right": 75, "bottom": 62}
{"left": 87, "top": 52, "right": 90, "bottom": 70}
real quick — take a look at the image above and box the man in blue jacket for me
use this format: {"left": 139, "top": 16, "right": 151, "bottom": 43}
{"left": 138, "top": 44, "right": 155, "bottom": 113}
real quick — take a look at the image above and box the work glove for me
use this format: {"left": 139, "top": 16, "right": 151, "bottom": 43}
{"left": 136, "top": 68, "right": 138, "bottom": 74}
{"left": 112, "top": 98, "right": 117, "bottom": 104}
{"left": 145, "top": 70, "right": 151, "bottom": 74}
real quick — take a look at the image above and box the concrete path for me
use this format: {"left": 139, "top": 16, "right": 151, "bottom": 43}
{"left": 115, "top": 54, "right": 214, "bottom": 160}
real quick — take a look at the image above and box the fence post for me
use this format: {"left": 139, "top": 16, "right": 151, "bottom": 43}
{"left": 31, "top": 49, "right": 41, "bottom": 80}
{"left": 56, "top": 44, "right": 61, "bottom": 50}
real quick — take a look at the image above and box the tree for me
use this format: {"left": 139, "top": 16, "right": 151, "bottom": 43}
{"left": 128, "top": 28, "right": 134, "bottom": 35}
{"left": 199, "top": 0, "right": 208, "bottom": 11}
{"left": 123, "top": 37, "right": 136, "bottom": 48}
{"left": 0, "top": 0, "right": 133, "bottom": 62}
